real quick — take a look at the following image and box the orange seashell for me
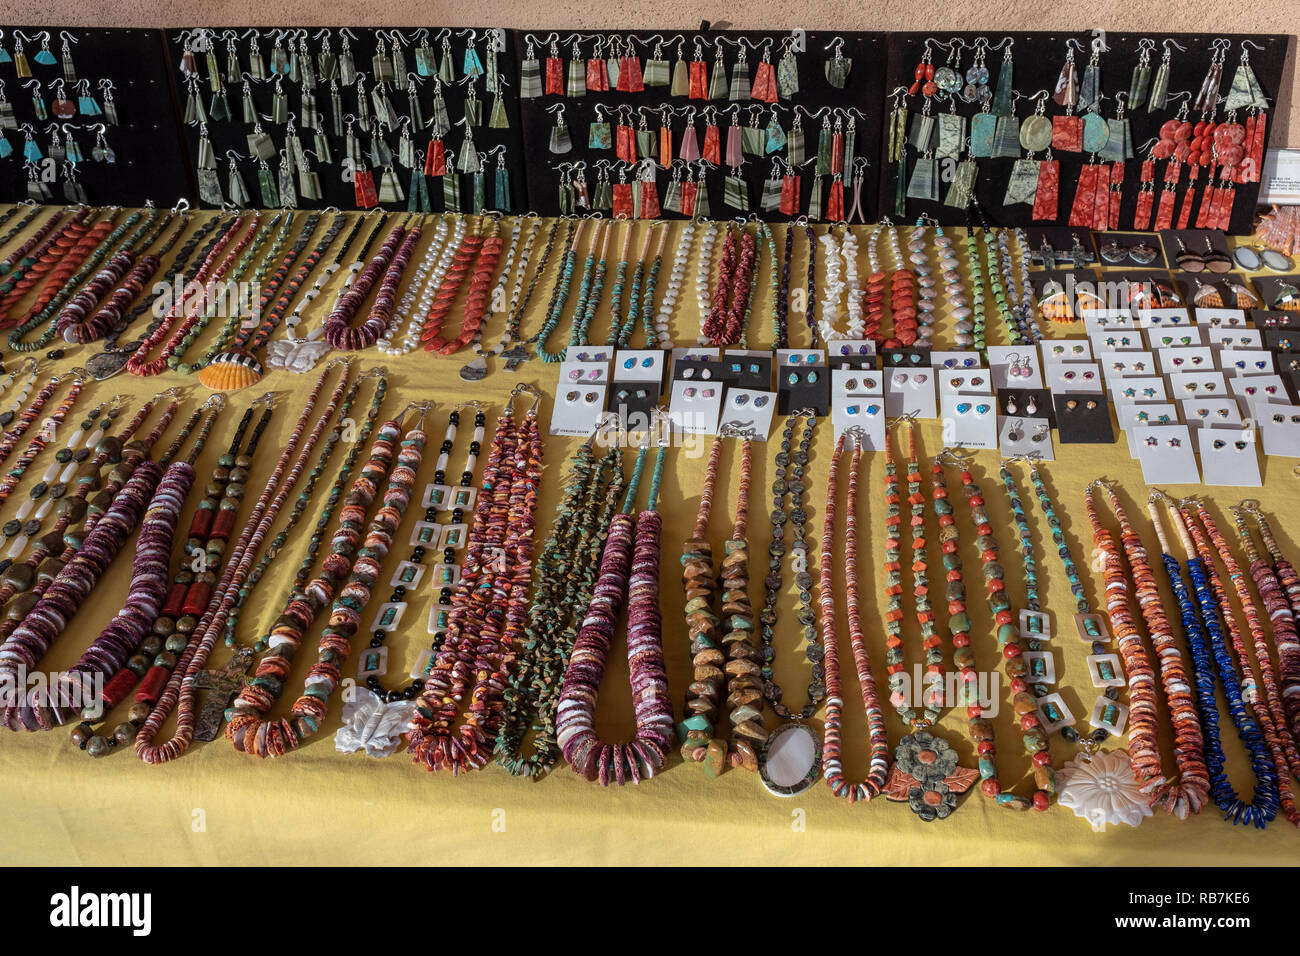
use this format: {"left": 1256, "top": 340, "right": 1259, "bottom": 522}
{"left": 197, "top": 351, "right": 265, "bottom": 391}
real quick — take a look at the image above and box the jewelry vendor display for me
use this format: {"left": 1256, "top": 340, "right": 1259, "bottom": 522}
{"left": 407, "top": 384, "right": 544, "bottom": 774}
{"left": 556, "top": 434, "right": 673, "bottom": 786}
{"left": 679, "top": 426, "right": 763, "bottom": 776}
{"left": 496, "top": 432, "right": 624, "bottom": 778}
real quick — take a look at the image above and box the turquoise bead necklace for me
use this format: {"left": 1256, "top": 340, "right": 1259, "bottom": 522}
{"left": 532, "top": 217, "right": 586, "bottom": 363}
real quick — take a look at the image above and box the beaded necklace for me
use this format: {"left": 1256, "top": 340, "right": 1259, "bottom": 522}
{"left": 422, "top": 216, "right": 505, "bottom": 356}
{"left": 232, "top": 402, "right": 432, "bottom": 759}
{"left": 998, "top": 457, "right": 1115, "bottom": 769}
{"left": 651, "top": 218, "right": 693, "bottom": 349}
{"left": 1078, "top": 479, "right": 1210, "bottom": 821}
{"left": 407, "top": 385, "right": 545, "bottom": 774}
{"left": 203, "top": 213, "right": 351, "bottom": 389}
{"left": 1231, "top": 503, "right": 1300, "bottom": 752}
{"left": 557, "top": 439, "right": 673, "bottom": 786}
{"left": 228, "top": 393, "right": 405, "bottom": 759}
{"left": 816, "top": 227, "right": 844, "bottom": 343}
{"left": 0, "top": 209, "right": 88, "bottom": 319}
{"left": 0, "top": 369, "right": 75, "bottom": 481}
{"left": 934, "top": 223, "right": 972, "bottom": 348}
{"left": 221, "top": 368, "right": 387, "bottom": 656}
{"left": 1177, "top": 498, "right": 1300, "bottom": 825}
{"left": 4, "top": 209, "right": 115, "bottom": 337}
{"left": 802, "top": 221, "right": 819, "bottom": 346}
{"left": 65, "top": 395, "right": 233, "bottom": 755}
{"left": 760, "top": 411, "right": 823, "bottom": 722}
{"left": 265, "top": 211, "right": 372, "bottom": 372}
{"left": 817, "top": 431, "right": 890, "bottom": 802}
{"left": 0, "top": 396, "right": 210, "bottom": 732}
{"left": 1, "top": 393, "right": 125, "bottom": 563}
{"left": 773, "top": 224, "right": 793, "bottom": 349}
{"left": 492, "top": 216, "right": 562, "bottom": 370}
{"left": 679, "top": 428, "right": 762, "bottom": 775}
{"left": 629, "top": 222, "right": 668, "bottom": 350}
{"left": 125, "top": 215, "right": 253, "bottom": 376}
{"left": 0, "top": 360, "right": 37, "bottom": 405}
{"left": 905, "top": 219, "right": 936, "bottom": 345}
{"left": 11, "top": 209, "right": 154, "bottom": 353}
{"left": 322, "top": 220, "right": 410, "bottom": 352}
{"left": 0, "top": 393, "right": 179, "bottom": 635}
{"left": 355, "top": 402, "right": 485, "bottom": 717}
{"left": 981, "top": 225, "right": 1022, "bottom": 347}
{"left": 60, "top": 213, "right": 188, "bottom": 346}
{"left": 54, "top": 211, "right": 174, "bottom": 344}
{"left": 692, "top": 221, "right": 720, "bottom": 345}
{"left": 602, "top": 221, "right": 636, "bottom": 348}
{"left": 703, "top": 224, "right": 753, "bottom": 346}
{"left": 964, "top": 227, "right": 989, "bottom": 353}
{"left": 1148, "top": 493, "right": 1279, "bottom": 827}
{"left": 532, "top": 218, "right": 587, "bottom": 362}
{"left": 0, "top": 372, "right": 87, "bottom": 513}
{"left": 136, "top": 361, "right": 353, "bottom": 764}
{"left": 0, "top": 205, "right": 49, "bottom": 270}
{"left": 0, "top": 204, "right": 36, "bottom": 241}
{"left": 495, "top": 437, "right": 624, "bottom": 778}
{"left": 1011, "top": 229, "right": 1040, "bottom": 342}
{"left": 0, "top": 360, "right": 40, "bottom": 428}
{"left": 380, "top": 215, "right": 455, "bottom": 358}
{"left": 177, "top": 211, "right": 299, "bottom": 376}
{"left": 930, "top": 450, "right": 1044, "bottom": 812}
{"left": 566, "top": 219, "right": 612, "bottom": 355}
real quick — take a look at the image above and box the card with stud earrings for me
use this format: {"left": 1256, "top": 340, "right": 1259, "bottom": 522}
{"left": 1133, "top": 424, "right": 1199, "bottom": 485}
{"left": 1194, "top": 307, "right": 1249, "bottom": 328}
{"left": 998, "top": 415, "right": 1054, "bottom": 460}
{"left": 1046, "top": 362, "right": 1102, "bottom": 395}
{"left": 938, "top": 369, "right": 992, "bottom": 396}
{"left": 1260, "top": 406, "right": 1300, "bottom": 458}
{"left": 718, "top": 387, "right": 777, "bottom": 439}
{"left": 929, "top": 350, "right": 983, "bottom": 371}
{"left": 1041, "top": 339, "right": 1094, "bottom": 364}
{"left": 1168, "top": 370, "right": 1227, "bottom": 401}
{"left": 1178, "top": 398, "right": 1242, "bottom": 435}
{"left": 1119, "top": 403, "right": 1178, "bottom": 457}
{"left": 613, "top": 349, "right": 669, "bottom": 386}
{"left": 940, "top": 393, "right": 997, "bottom": 450}
{"left": 1198, "top": 428, "right": 1262, "bottom": 487}
{"left": 558, "top": 358, "right": 612, "bottom": 387}
{"left": 550, "top": 384, "right": 611, "bottom": 436}
{"left": 721, "top": 351, "right": 775, "bottom": 390}
{"left": 831, "top": 369, "right": 885, "bottom": 447}
{"left": 1156, "top": 346, "right": 1214, "bottom": 376}
{"left": 1098, "top": 350, "right": 1154, "bottom": 380}
{"left": 1221, "top": 349, "right": 1275, "bottom": 377}
{"left": 668, "top": 377, "right": 723, "bottom": 436}
{"left": 608, "top": 382, "right": 659, "bottom": 433}
{"left": 1111, "top": 375, "right": 1167, "bottom": 406}
{"left": 1210, "top": 327, "right": 1262, "bottom": 350}
{"left": 884, "top": 366, "right": 935, "bottom": 419}
{"left": 1053, "top": 394, "right": 1114, "bottom": 444}
{"left": 1230, "top": 373, "right": 1288, "bottom": 419}
{"left": 987, "top": 346, "right": 1042, "bottom": 389}
{"left": 1146, "top": 324, "right": 1206, "bottom": 349}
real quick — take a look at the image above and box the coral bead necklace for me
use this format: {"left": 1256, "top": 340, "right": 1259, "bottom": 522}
{"left": 421, "top": 215, "right": 504, "bottom": 355}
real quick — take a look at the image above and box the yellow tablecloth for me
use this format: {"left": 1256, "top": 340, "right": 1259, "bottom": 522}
{"left": 0, "top": 210, "right": 1295, "bottom": 866}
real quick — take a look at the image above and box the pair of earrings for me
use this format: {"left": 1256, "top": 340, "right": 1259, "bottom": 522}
{"left": 1063, "top": 399, "right": 1098, "bottom": 411}
{"left": 1211, "top": 439, "right": 1251, "bottom": 451}
{"left": 733, "top": 393, "right": 770, "bottom": 408}
{"left": 564, "top": 390, "right": 601, "bottom": 404}
{"left": 567, "top": 368, "right": 603, "bottom": 381}
{"left": 682, "top": 386, "right": 716, "bottom": 399}
{"left": 844, "top": 402, "right": 880, "bottom": 416}
{"left": 843, "top": 377, "right": 878, "bottom": 391}
{"left": 1004, "top": 395, "right": 1038, "bottom": 416}
{"left": 1144, "top": 436, "right": 1181, "bottom": 447}
{"left": 1195, "top": 407, "right": 1231, "bottom": 419}
{"left": 1004, "top": 353, "right": 1034, "bottom": 378}
{"left": 1006, "top": 420, "right": 1048, "bottom": 442}
{"left": 893, "top": 372, "right": 929, "bottom": 386}
{"left": 954, "top": 402, "right": 991, "bottom": 416}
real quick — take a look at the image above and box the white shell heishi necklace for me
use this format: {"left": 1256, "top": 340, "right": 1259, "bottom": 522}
{"left": 907, "top": 221, "right": 937, "bottom": 344}
{"left": 653, "top": 220, "right": 694, "bottom": 349}
{"left": 692, "top": 222, "right": 720, "bottom": 343}
{"left": 817, "top": 228, "right": 845, "bottom": 342}
{"left": 377, "top": 216, "right": 458, "bottom": 357}
{"left": 842, "top": 227, "right": 864, "bottom": 340}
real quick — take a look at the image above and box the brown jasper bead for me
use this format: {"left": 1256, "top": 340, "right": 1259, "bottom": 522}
{"left": 204, "top": 482, "right": 224, "bottom": 498}
{"left": 38, "top": 529, "right": 66, "bottom": 553}
{"left": 151, "top": 616, "right": 176, "bottom": 637}
{"left": 139, "top": 635, "right": 164, "bottom": 656}
{"left": 89, "top": 489, "right": 114, "bottom": 512}
{"left": 107, "top": 466, "right": 132, "bottom": 486}
{"left": 70, "top": 724, "right": 91, "bottom": 747}
{"left": 126, "top": 654, "right": 149, "bottom": 676}
{"left": 74, "top": 462, "right": 102, "bottom": 487}
{"left": 36, "top": 558, "right": 65, "bottom": 584}
{"left": 124, "top": 440, "right": 150, "bottom": 456}
{"left": 153, "top": 651, "right": 178, "bottom": 670}
{"left": 7, "top": 592, "right": 37, "bottom": 621}
{"left": 94, "top": 435, "right": 122, "bottom": 463}
{"left": 229, "top": 466, "right": 249, "bottom": 483}
{"left": 113, "top": 722, "right": 138, "bottom": 745}
{"left": 211, "top": 467, "right": 230, "bottom": 482}
{"left": 234, "top": 454, "right": 252, "bottom": 470}
{"left": 55, "top": 498, "right": 87, "bottom": 522}
{"left": 174, "top": 570, "right": 194, "bottom": 585}
{"left": 2, "top": 563, "right": 33, "bottom": 591}
{"left": 176, "top": 615, "right": 198, "bottom": 634}
{"left": 127, "top": 702, "right": 151, "bottom": 724}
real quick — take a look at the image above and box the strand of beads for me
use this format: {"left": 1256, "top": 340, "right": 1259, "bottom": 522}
{"left": 723, "top": 227, "right": 758, "bottom": 347}
{"left": 494, "top": 217, "right": 561, "bottom": 364}
{"left": 692, "top": 221, "right": 720, "bottom": 344}
{"left": 841, "top": 226, "right": 863, "bottom": 340}
{"left": 0, "top": 373, "right": 85, "bottom": 511}
{"left": 424, "top": 219, "right": 505, "bottom": 355}
{"left": 136, "top": 361, "right": 351, "bottom": 764}
{"left": 0, "top": 372, "right": 71, "bottom": 477}
{"left": 1, "top": 209, "right": 99, "bottom": 328}
{"left": 0, "top": 206, "right": 56, "bottom": 275}
{"left": 760, "top": 410, "right": 824, "bottom": 721}
{"left": 1184, "top": 501, "right": 1300, "bottom": 789}
{"left": 680, "top": 435, "right": 724, "bottom": 766}
{"left": 1232, "top": 504, "right": 1300, "bottom": 748}
{"left": 1011, "top": 229, "right": 1042, "bottom": 343}
{"left": 462, "top": 215, "right": 535, "bottom": 374}
{"left": 883, "top": 221, "right": 917, "bottom": 348}
{"left": 603, "top": 221, "right": 636, "bottom": 348}
{"left": 906, "top": 219, "right": 937, "bottom": 345}
{"left": 1149, "top": 493, "right": 1278, "bottom": 827}
{"left": 63, "top": 397, "right": 228, "bottom": 753}
{"left": 322, "top": 221, "right": 406, "bottom": 351}
{"left": 1244, "top": 507, "right": 1300, "bottom": 634}
{"left": 1, "top": 395, "right": 123, "bottom": 566}
{"left": 651, "top": 220, "right": 691, "bottom": 349}
{"left": 0, "top": 360, "right": 40, "bottom": 429}
{"left": 557, "top": 440, "right": 673, "bottom": 785}
{"left": 11, "top": 210, "right": 150, "bottom": 352}
{"left": 985, "top": 228, "right": 1023, "bottom": 346}
{"left": 939, "top": 223, "right": 973, "bottom": 348}
{"left": 566, "top": 220, "right": 612, "bottom": 353}
{"left": 378, "top": 215, "right": 449, "bottom": 354}
{"left": 227, "top": 413, "right": 402, "bottom": 757}
{"left": 355, "top": 220, "right": 424, "bottom": 352}
{"left": 964, "top": 227, "right": 989, "bottom": 353}
{"left": 384, "top": 216, "right": 465, "bottom": 357}
{"left": 631, "top": 221, "right": 668, "bottom": 350}
{"left": 531, "top": 218, "right": 582, "bottom": 361}
{"left": 819, "top": 432, "right": 890, "bottom": 802}
{"left": 495, "top": 440, "right": 624, "bottom": 778}
{"left": 0, "top": 211, "right": 84, "bottom": 316}
{"left": 125, "top": 216, "right": 253, "bottom": 376}
{"left": 816, "top": 227, "right": 845, "bottom": 343}
{"left": 407, "top": 386, "right": 545, "bottom": 774}
{"left": 0, "top": 204, "right": 38, "bottom": 245}
{"left": 773, "top": 224, "right": 793, "bottom": 349}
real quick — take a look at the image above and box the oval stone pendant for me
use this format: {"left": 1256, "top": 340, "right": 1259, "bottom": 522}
{"left": 1019, "top": 115, "right": 1052, "bottom": 152}
{"left": 759, "top": 723, "right": 821, "bottom": 797}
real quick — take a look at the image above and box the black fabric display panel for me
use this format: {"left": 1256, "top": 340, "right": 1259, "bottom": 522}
{"left": 515, "top": 29, "right": 885, "bottom": 221}
{"left": 0, "top": 27, "right": 192, "bottom": 206}
{"left": 880, "top": 31, "right": 1285, "bottom": 234}
{"left": 165, "top": 26, "right": 527, "bottom": 212}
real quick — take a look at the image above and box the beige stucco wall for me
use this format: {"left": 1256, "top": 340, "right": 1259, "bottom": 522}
{"left": 15, "top": 2, "right": 1300, "bottom": 142}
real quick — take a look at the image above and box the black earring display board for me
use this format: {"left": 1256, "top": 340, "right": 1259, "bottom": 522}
{"left": 164, "top": 26, "right": 528, "bottom": 212}
{"left": 0, "top": 27, "right": 192, "bottom": 207}
{"left": 514, "top": 29, "right": 886, "bottom": 221}
{"left": 879, "top": 31, "right": 1286, "bottom": 234}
